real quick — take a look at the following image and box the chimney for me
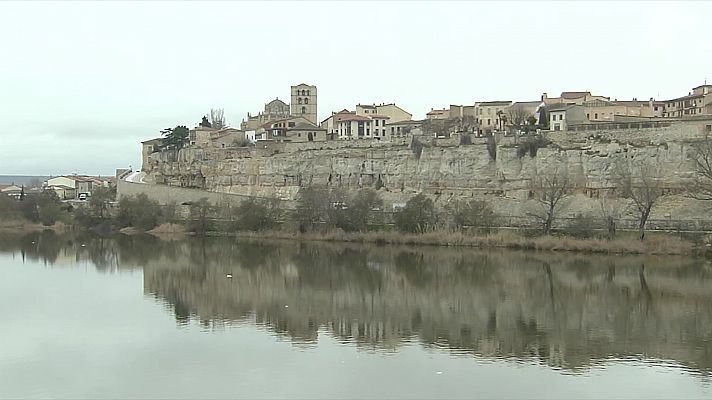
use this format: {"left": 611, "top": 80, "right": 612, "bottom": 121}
{"left": 541, "top": 92, "right": 548, "bottom": 101}
{"left": 633, "top": 98, "right": 637, "bottom": 101}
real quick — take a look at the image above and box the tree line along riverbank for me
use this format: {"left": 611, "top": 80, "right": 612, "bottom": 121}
{"left": 1, "top": 185, "right": 709, "bottom": 256}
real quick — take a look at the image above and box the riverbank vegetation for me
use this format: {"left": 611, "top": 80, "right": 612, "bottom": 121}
{"left": 1, "top": 179, "right": 710, "bottom": 255}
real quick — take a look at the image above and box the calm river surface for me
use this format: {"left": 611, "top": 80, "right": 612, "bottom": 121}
{"left": 1, "top": 231, "right": 711, "bottom": 399}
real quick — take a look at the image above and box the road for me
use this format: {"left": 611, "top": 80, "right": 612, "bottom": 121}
{"left": 124, "top": 171, "right": 146, "bottom": 184}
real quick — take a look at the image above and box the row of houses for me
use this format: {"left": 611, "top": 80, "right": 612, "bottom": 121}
{"left": 141, "top": 82, "right": 712, "bottom": 160}
{"left": 426, "top": 83, "right": 712, "bottom": 133}
{"left": 1, "top": 175, "right": 113, "bottom": 201}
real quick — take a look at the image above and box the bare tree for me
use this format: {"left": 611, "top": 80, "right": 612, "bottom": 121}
{"left": 527, "top": 166, "right": 572, "bottom": 235}
{"left": 688, "top": 133, "right": 712, "bottom": 200}
{"left": 507, "top": 105, "right": 531, "bottom": 129}
{"left": 597, "top": 193, "right": 624, "bottom": 239}
{"left": 210, "top": 108, "right": 226, "bottom": 129}
{"left": 614, "top": 157, "right": 665, "bottom": 240}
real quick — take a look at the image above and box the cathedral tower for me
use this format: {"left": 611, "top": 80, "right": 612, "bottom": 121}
{"left": 290, "top": 83, "right": 317, "bottom": 124}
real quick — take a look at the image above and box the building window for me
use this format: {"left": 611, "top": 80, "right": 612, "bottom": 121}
{"left": 306, "top": 90, "right": 310, "bottom": 96}
{"left": 594, "top": 113, "right": 598, "bottom": 119}
{"left": 375, "top": 120, "right": 379, "bottom": 126}
{"left": 301, "top": 106, "right": 306, "bottom": 114}
{"left": 298, "top": 98, "right": 302, "bottom": 104}
{"left": 366, "top": 128, "right": 370, "bottom": 135}
{"left": 487, "top": 119, "right": 491, "bottom": 125}
{"left": 654, "top": 106, "right": 659, "bottom": 111}
{"left": 305, "top": 98, "right": 309, "bottom": 104}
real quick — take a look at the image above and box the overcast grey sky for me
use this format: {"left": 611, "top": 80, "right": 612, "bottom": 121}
{"left": 1, "top": 1, "right": 710, "bottom": 176}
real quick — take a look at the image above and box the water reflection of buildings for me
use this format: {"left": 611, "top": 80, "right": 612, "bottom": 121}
{"left": 2, "top": 232, "right": 712, "bottom": 375}
{"left": 139, "top": 240, "right": 712, "bottom": 375}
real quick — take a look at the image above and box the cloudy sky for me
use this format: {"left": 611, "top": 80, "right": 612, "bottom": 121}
{"left": 0, "top": 1, "right": 710, "bottom": 175}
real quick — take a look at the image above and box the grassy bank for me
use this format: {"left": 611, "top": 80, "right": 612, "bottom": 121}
{"left": 226, "top": 229, "right": 699, "bottom": 256}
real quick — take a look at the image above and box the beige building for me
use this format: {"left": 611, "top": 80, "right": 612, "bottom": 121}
{"left": 476, "top": 101, "right": 512, "bottom": 131}
{"left": 291, "top": 83, "right": 318, "bottom": 124}
{"left": 548, "top": 104, "right": 588, "bottom": 131}
{"left": 336, "top": 114, "right": 390, "bottom": 140}
{"left": 141, "top": 138, "right": 162, "bottom": 171}
{"left": 426, "top": 108, "right": 449, "bottom": 120}
{"left": 45, "top": 175, "right": 109, "bottom": 198}
{"left": 583, "top": 98, "right": 664, "bottom": 122}
{"left": 189, "top": 126, "right": 218, "bottom": 146}
{"left": 209, "top": 128, "right": 247, "bottom": 148}
{"left": 542, "top": 91, "right": 610, "bottom": 106}
{"left": 240, "top": 98, "right": 292, "bottom": 131}
{"left": 285, "top": 122, "right": 328, "bottom": 142}
{"left": 664, "top": 84, "right": 712, "bottom": 118}
{"left": 240, "top": 83, "right": 318, "bottom": 129}
{"left": 507, "top": 101, "right": 542, "bottom": 126}
{"left": 449, "top": 105, "right": 476, "bottom": 119}
{"left": 385, "top": 120, "right": 423, "bottom": 140}
{"left": 321, "top": 109, "right": 355, "bottom": 139}
{"left": 264, "top": 117, "right": 326, "bottom": 142}
{"left": 356, "top": 103, "right": 412, "bottom": 123}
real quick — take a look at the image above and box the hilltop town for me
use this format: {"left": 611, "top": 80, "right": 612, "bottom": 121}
{"left": 140, "top": 82, "right": 712, "bottom": 153}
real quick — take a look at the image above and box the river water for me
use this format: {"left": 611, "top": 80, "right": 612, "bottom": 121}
{"left": 1, "top": 231, "right": 711, "bottom": 399}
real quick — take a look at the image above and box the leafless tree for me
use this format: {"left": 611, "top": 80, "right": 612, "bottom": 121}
{"left": 210, "top": 108, "right": 226, "bottom": 129}
{"left": 614, "top": 157, "right": 665, "bottom": 240}
{"left": 688, "top": 134, "right": 712, "bottom": 200}
{"left": 507, "top": 105, "right": 531, "bottom": 128}
{"left": 527, "top": 166, "right": 572, "bottom": 235}
{"left": 597, "top": 193, "right": 624, "bottom": 239}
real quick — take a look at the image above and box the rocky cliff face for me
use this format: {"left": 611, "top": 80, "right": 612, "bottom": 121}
{"left": 142, "top": 122, "right": 712, "bottom": 225}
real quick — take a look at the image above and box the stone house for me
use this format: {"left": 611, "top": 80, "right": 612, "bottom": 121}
{"left": 584, "top": 98, "right": 665, "bottom": 122}
{"left": 476, "top": 101, "right": 512, "bottom": 131}
{"left": 426, "top": 108, "right": 449, "bottom": 120}
{"left": 548, "top": 104, "right": 588, "bottom": 131}
{"left": 264, "top": 117, "right": 326, "bottom": 142}
{"left": 385, "top": 120, "right": 423, "bottom": 140}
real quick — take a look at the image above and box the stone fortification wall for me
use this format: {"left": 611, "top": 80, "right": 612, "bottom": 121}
{"left": 126, "top": 121, "right": 712, "bottom": 227}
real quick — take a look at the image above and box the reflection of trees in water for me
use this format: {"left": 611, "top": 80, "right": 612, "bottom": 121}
{"left": 2, "top": 233, "right": 712, "bottom": 375}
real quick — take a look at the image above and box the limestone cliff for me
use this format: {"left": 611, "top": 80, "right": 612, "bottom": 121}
{"left": 138, "top": 121, "right": 712, "bottom": 227}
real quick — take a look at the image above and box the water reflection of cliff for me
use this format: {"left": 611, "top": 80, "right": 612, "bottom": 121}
{"left": 2, "top": 232, "right": 712, "bottom": 374}
{"left": 140, "top": 238, "right": 712, "bottom": 375}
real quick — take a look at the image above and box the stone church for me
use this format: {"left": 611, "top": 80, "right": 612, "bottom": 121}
{"left": 241, "top": 83, "right": 317, "bottom": 130}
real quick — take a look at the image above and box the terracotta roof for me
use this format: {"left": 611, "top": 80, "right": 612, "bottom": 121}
{"left": 561, "top": 91, "right": 591, "bottom": 99}
{"left": 321, "top": 110, "right": 355, "bottom": 124}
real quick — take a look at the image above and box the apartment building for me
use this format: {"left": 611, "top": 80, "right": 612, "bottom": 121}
{"left": 663, "top": 84, "right": 712, "bottom": 118}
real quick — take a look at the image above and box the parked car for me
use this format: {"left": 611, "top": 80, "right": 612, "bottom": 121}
{"left": 78, "top": 193, "right": 89, "bottom": 201}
